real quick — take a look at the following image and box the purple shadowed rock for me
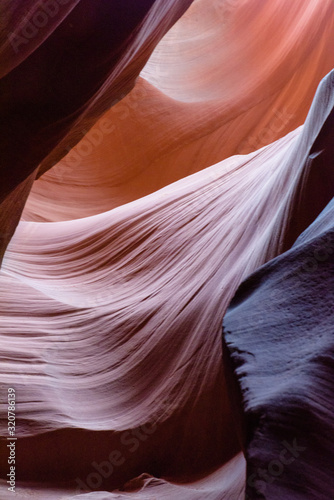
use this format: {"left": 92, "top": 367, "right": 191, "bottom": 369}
{"left": 223, "top": 71, "right": 334, "bottom": 499}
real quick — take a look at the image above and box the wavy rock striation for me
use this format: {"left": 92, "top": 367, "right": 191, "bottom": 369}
{"left": 0, "top": 0, "right": 194, "bottom": 261}
{"left": 223, "top": 71, "right": 334, "bottom": 500}
{"left": 22, "top": 0, "right": 334, "bottom": 222}
{"left": 1, "top": 1, "right": 334, "bottom": 499}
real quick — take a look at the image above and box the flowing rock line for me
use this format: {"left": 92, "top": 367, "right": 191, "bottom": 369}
{"left": 223, "top": 71, "right": 334, "bottom": 500}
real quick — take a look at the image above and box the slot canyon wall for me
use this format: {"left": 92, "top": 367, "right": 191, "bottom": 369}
{"left": 0, "top": 1, "right": 334, "bottom": 498}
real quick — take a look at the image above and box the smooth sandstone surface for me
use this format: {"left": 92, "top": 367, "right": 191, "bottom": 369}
{"left": 23, "top": 0, "right": 334, "bottom": 221}
{"left": 0, "top": 0, "right": 194, "bottom": 260}
{"left": 1, "top": 1, "right": 334, "bottom": 499}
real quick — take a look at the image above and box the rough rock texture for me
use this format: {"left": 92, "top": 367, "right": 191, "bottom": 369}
{"left": 223, "top": 74, "right": 334, "bottom": 499}
{"left": 0, "top": 71, "right": 333, "bottom": 497}
{"left": 1, "top": 1, "right": 334, "bottom": 499}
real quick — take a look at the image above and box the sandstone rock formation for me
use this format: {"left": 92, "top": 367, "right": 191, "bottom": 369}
{"left": 1, "top": 1, "right": 334, "bottom": 498}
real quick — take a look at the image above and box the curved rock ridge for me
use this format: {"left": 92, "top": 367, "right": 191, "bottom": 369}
{"left": 22, "top": 0, "right": 334, "bottom": 222}
{"left": 1, "top": 1, "right": 334, "bottom": 499}
{"left": 223, "top": 75, "right": 334, "bottom": 499}
{"left": 1, "top": 454, "right": 245, "bottom": 499}
{"left": 0, "top": 0, "right": 194, "bottom": 261}
{"left": 1, "top": 68, "right": 334, "bottom": 497}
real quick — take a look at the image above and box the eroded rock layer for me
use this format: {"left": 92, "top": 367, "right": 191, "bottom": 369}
{"left": 0, "top": 0, "right": 194, "bottom": 260}
{"left": 1, "top": 1, "right": 334, "bottom": 499}
{"left": 223, "top": 73, "right": 334, "bottom": 500}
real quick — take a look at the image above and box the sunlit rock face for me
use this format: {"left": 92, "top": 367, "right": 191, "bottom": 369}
{"left": 1, "top": 1, "right": 334, "bottom": 499}
{"left": 22, "top": 0, "right": 334, "bottom": 222}
{"left": 0, "top": 0, "right": 194, "bottom": 260}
